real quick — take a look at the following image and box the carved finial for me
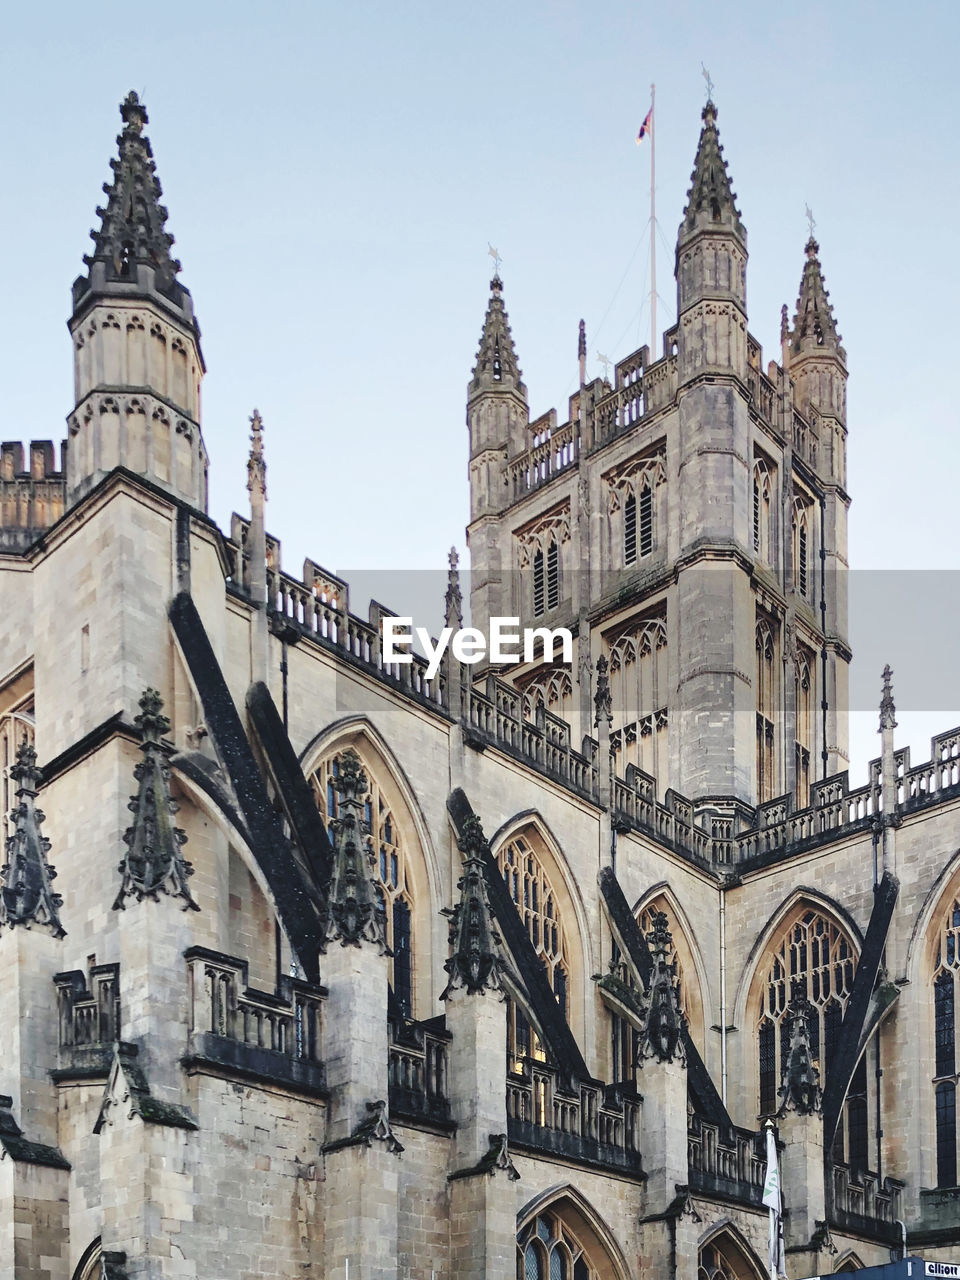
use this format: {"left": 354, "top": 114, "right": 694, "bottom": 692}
{"left": 778, "top": 978, "right": 822, "bottom": 1115}
{"left": 82, "top": 92, "right": 183, "bottom": 293}
{"left": 114, "top": 689, "right": 198, "bottom": 912}
{"left": 442, "top": 814, "right": 505, "bottom": 998}
{"left": 780, "top": 303, "right": 789, "bottom": 344}
{"left": 578, "top": 319, "right": 587, "bottom": 387}
{"left": 880, "top": 664, "right": 897, "bottom": 732}
{"left": 0, "top": 738, "right": 65, "bottom": 937}
{"left": 639, "top": 910, "right": 685, "bottom": 1064}
{"left": 594, "top": 655, "right": 612, "bottom": 728}
{"left": 321, "top": 750, "right": 388, "bottom": 953}
{"left": 445, "top": 546, "right": 463, "bottom": 631}
{"left": 247, "top": 409, "right": 266, "bottom": 500}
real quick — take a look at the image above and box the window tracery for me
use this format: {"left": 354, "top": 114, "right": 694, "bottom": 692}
{"left": 792, "top": 495, "right": 813, "bottom": 600}
{"left": 496, "top": 833, "right": 569, "bottom": 1070}
{"left": 756, "top": 618, "right": 776, "bottom": 802}
{"left": 756, "top": 908, "right": 865, "bottom": 1161}
{"left": 521, "top": 667, "right": 573, "bottom": 725}
{"left": 312, "top": 750, "right": 414, "bottom": 1017}
{"left": 517, "top": 509, "right": 570, "bottom": 619}
{"left": 517, "top": 1212, "right": 598, "bottom": 1280}
{"left": 607, "top": 615, "right": 668, "bottom": 783}
{"left": 606, "top": 455, "right": 665, "bottom": 569}
{"left": 933, "top": 899, "right": 960, "bottom": 1187}
{"left": 698, "top": 1236, "right": 762, "bottom": 1280}
{"left": 753, "top": 457, "right": 773, "bottom": 563}
{"left": 795, "top": 647, "right": 814, "bottom": 807}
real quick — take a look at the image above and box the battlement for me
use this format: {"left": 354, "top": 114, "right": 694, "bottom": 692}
{"left": 0, "top": 439, "right": 67, "bottom": 551}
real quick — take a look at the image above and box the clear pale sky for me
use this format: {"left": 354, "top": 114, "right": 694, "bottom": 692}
{"left": 2, "top": 0, "right": 957, "bottom": 782}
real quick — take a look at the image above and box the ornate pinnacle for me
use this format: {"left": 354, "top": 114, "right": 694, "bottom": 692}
{"left": 880, "top": 665, "right": 897, "bottom": 733}
{"left": 0, "top": 738, "right": 65, "bottom": 937}
{"left": 778, "top": 978, "right": 822, "bottom": 1116}
{"left": 679, "top": 99, "right": 744, "bottom": 243}
{"left": 445, "top": 546, "right": 463, "bottom": 631}
{"left": 594, "top": 654, "right": 612, "bottom": 728}
{"left": 470, "top": 274, "right": 526, "bottom": 399}
{"left": 247, "top": 409, "right": 266, "bottom": 500}
{"left": 639, "top": 910, "right": 685, "bottom": 1064}
{"left": 442, "top": 813, "right": 505, "bottom": 998}
{"left": 788, "top": 234, "right": 844, "bottom": 361}
{"left": 578, "top": 319, "right": 587, "bottom": 359}
{"left": 321, "top": 750, "right": 388, "bottom": 953}
{"left": 114, "top": 689, "right": 198, "bottom": 912}
{"left": 83, "top": 91, "right": 183, "bottom": 294}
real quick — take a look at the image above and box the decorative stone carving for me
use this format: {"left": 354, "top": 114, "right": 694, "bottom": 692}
{"left": 351, "top": 1099, "right": 404, "bottom": 1155}
{"left": 594, "top": 655, "right": 613, "bottom": 728}
{"left": 94, "top": 1042, "right": 198, "bottom": 1133}
{"left": 778, "top": 978, "right": 822, "bottom": 1116}
{"left": 0, "top": 738, "right": 65, "bottom": 937}
{"left": 247, "top": 409, "right": 266, "bottom": 499}
{"left": 320, "top": 750, "right": 388, "bottom": 952}
{"left": 450, "top": 1132, "right": 521, "bottom": 1182}
{"left": 639, "top": 910, "right": 685, "bottom": 1064}
{"left": 880, "top": 664, "right": 897, "bottom": 732}
{"left": 113, "top": 689, "right": 199, "bottom": 912}
{"left": 445, "top": 546, "right": 463, "bottom": 630}
{"left": 441, "top": 814, "right": 505, "bottom": 998}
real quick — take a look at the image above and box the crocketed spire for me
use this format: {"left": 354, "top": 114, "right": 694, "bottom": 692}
{"left": 441, "top": 814, "right": 505, "bottom": 998}
{"left": 0, "top": 740, "right": 65, "bottom": 937}
{"left": 778, "top": 979, "right": 822, "bottom": 1115}
{"left": 469, "top": 276, "right": 527, "bottom": 399}
{"left": 321, "top": 751, "right": 388, "bottom": 952}
{"left": 114, "top": 689, "right": 198, "bottom": 911}
{"left": 247, "top": 409, "right": 267, "bottom": 501}
{"left": 76, "top": 91, "right": 188, "bottom": 309}
{"left": 678, "top": 101, "right": 745, "bottom": 245}
{"left": 638, "top": 910, "right": 685, "bottom": 1064}
{"left": 789, "top": 237, "right": 845, "bottom": 362}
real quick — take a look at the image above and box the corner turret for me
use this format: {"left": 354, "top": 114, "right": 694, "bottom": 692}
{"left": 66, "top": 92, "right": 208, "bottom": 510}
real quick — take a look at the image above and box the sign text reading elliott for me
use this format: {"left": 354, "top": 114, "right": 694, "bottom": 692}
{"left": 382, "top": 618, "right": 574, "bottom": 680}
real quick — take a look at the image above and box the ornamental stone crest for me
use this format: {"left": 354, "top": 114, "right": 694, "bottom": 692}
{"left": 441, "top": 814, "right": 505, "bottom": 998}
{"left": 0, "top": 739, "right": 65, "bottom": 937}
{"left": 320, "top": 750, "right": 388, "bottom": 952}
{"left": 113, "top": 689, "right": 199, "bottom": 912}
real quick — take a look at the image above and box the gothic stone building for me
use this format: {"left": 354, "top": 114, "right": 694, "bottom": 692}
{"left": 1, "top": 91, "right": 958, "bottom": 1280}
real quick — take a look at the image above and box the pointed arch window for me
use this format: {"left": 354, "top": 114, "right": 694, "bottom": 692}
{"left": 624, "top": 493, "right": 637, "bottom": 564}
{"left": 533, "top": 548, "right": 545, "bottom": 617}
{"left": 312, "top": 750, "right": 415, "bottom": 1018}
{"left": 608, "top": 617, "right": 668, "bottom": 786}
{"left": 521, "top": 668, "right": 573, "bottom": 726}
{"left": 517, "top": 1212, "right": 600, "bottom": 1280}
{"left": 496, "top": 834, "right": 569, "bottom": 1072}
{"left": 546, "top": 540, "right": 560, "bottom": 611}
{"left": 753, "top": 458, "right": 772, "bottom": 563}
{"left": 795, "top": 649, "right": 814, "bottom": 808}
{"left": 792, "top": 497, "right": 813, "bottom": 600}
{"left": 639, "top": 483, "right": 654, "bottom": 557}
{"left": 756, "top": 909, "right": 859, "bottom": 1137}
{"left": 756, "top": 618, "right": 777, "bottom": 802}
{"left": 933, "top": 899, "right": 960, "bottom": 1186}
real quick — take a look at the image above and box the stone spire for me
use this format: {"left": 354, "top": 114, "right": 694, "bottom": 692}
{"left": 778, "top": 979, "right": 822, "bottom": 1115}
{"left": 78, "top": 92, "right": 187, "bottom": 308}
{"left": 0, "top": 740, "right": 65, "bottom": 937}
{"left": 445, "top": 546, "right": 463, "bottom": 631}
{"left": 114, "top": 689, "right": 198, "bottom": 911}
{"left": 789, "top": 236, "right": 845, "bottom": 363}
{"left": 441, "top": 815, "right": 505, "bottom": 997}
{"left": 321, "top": 751, "right": 388, "bottom": 952}
{"left": 469, "top": 276, "right": 526, "bottom": 400}
{"left": 677, "top": 101, "right": 745, "bottom": 246}
{"left": 639, "top": 911, "right": 685, "bottom": 1063}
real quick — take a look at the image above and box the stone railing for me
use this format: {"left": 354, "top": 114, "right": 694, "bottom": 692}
{"left": 185, "top": 947, "right": 326, "bottom": 1092}
{"left": 829, "top": 1160, "right": 904, "bottom": 1237}
{"left": 746, "top": 367, "right": 776, "bottom": 427}
{"left": 388, "top": 1015, "right": 451, "bottom": 1124}
{"left": 507, "top": 1060, "right": 641, "bottom": 1172}
{"left": 53, "top": 963, "right": 121, "bottom": 1076}
{"left": 509, "top": 413, "right": 579, "bottom": 499}
{"left": 687, "top": 1114, "right": 765, "bottom": 1205}
{"left": 464, "top": 676, "right": 598, "bottom": 798}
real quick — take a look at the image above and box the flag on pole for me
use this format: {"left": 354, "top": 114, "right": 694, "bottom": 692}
{"left": 761, "top": 1123, "right": 787, "bottom": 1279}
{"left": 636, "top": 106, "right": 653, "bottom": 144}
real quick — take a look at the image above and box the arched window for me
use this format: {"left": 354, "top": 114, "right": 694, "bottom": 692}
{"left": 756, "top": 618, "right": 777, "bottom": 802}
{"left": 639, "top": 483, "right": 654, "bottom": 557}
{"left": 792, "top": 497, "right": 813, "bottom": 600}
{"left": 546, "top": 540, "right": 560, "bottom": 611}
{"left": 698, "top": 1234, "right": 764, "bottom": 1280}
{"left": 756, "top": 908, "right": 864, "bottom": 1161}
{"left": 497, "top": 834, "right": 569, "bottom": 1071}
{"left": 533, "top": 548, "right": 545, "bottom": 617}
{"left": 517, "top": 1212, "right": 599, "bottom": 1280}
{"left": 521, "top": 668, "right": 573, "bottom": 725}
{"left": 608, "top": 617, "right": 668, "bottom": 786}
{"left": 934, "top": 899, "right": 960, "bottom": 1187}
{"left": 753, "top": 458, "right": 772, "bottom": 563}
{"left": 795, "top": 650, "right": 814, "bottom": 807}
{"left": 624, "top": 493, "right": 637, "bottom": 564}
{"left": 312, "top": 751, "right": 415, "bottom": 1017}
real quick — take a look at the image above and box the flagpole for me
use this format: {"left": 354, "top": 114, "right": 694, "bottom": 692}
{"left": 649, "top": 82, "right": 656, "bottom": 360}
